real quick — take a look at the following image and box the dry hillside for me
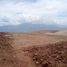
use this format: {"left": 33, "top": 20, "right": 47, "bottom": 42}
{"left": 0, "top": 30, "right": 67, "bottom": 67}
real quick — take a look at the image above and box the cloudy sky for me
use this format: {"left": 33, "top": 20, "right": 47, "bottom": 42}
{"left": 0, "top": 0, "right": 67, "bottom": 26}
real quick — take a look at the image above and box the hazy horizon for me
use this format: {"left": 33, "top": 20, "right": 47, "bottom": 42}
{"left": 0, "top": 0, "right": 67, "bottom": 31}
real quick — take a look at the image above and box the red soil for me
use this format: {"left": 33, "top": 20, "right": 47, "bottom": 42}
{"left": 23, "top": 41, "right": 67, "bottom": 67}
{"left": 0, "top": 32, "right": 67, "bottom": 67}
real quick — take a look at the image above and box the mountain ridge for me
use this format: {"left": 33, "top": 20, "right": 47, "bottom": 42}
{"left": 0, "top": 23, "right": 66, "bottom": 32}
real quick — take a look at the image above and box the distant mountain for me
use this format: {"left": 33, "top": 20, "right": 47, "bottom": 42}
{"left": 0, "top": 23, "right": 66, "bottom": 32}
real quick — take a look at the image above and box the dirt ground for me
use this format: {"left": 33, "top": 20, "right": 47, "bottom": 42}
{"left": 0, "top": 31, "right": 67, "bottom": 67}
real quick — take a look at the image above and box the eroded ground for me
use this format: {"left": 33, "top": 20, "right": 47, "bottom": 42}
{"left": 0, "top": 30, "right": 67, "bottom": 67}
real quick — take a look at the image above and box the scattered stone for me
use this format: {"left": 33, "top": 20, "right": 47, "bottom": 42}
{"left": 24, "top": 41, "right": 67, "bottom": 67}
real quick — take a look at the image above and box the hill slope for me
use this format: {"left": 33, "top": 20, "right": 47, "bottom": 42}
{"left": 0, "top": 31, "right": 67, "bottom": 67}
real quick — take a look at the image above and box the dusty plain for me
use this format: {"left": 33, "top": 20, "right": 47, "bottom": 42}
{"left": 0, "top": 30, "right": 67, "bottom": 67}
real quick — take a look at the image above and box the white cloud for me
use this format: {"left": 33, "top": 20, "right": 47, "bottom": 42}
{"left": 0, "top": 0, "right": 67, "bottom": 26}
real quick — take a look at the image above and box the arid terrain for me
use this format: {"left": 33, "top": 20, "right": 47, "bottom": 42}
{"left": 0, "top": 30, "right": 67, "bottom": 67}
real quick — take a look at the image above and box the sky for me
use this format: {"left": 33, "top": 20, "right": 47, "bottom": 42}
{"left": 0, "top": 0, "right": 67, "bottom": 26}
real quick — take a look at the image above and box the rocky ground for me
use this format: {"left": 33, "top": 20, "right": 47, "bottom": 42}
{"left": 23, "top": 41, "right": 67, "bottom": 67}
{"left": 0, "top": 32, "right": 67, "bottom": 67}
{"left": 0, "top": 33, "right": 19, "bottom": 67}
